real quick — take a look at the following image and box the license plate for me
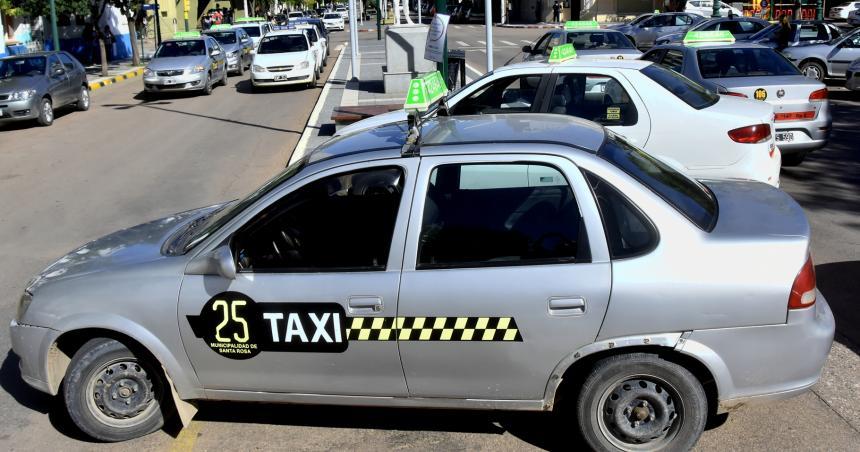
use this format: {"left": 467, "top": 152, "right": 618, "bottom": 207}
{"left": 775, "top": 132, "right": 794, "bottom": 143}
{"left": 165, "top": 78, "right": 174, "bottom": 85}
{"left": 274, "top": 75, "right": 289, "bottom": 81}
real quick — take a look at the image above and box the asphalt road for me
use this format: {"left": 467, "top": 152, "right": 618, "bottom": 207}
{"left": 0, "top": 24, "right": 858, "bottom": 451}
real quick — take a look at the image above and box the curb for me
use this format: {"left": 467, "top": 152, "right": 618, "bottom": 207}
{"left": 88, "top": 67, "right": 144, "bottom": 91}
{"left": 498, "top": 23, "right": 561, "bottom": 29}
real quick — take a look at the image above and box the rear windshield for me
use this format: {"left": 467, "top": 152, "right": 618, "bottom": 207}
{"left": 564, "top": 31, "right": 635, "bottom": 50}
{"left": 258, "top": 34, "right": 308, "bottom": 53}
{"left": 640, "top": 63, "right": 719, "bottom": 109}
{"left": 239, "top": 25, "right": 261, "bottom": 37}
{"left": 324, "top": 13, "right": 341, "bottom": 18}
{"left": 697, "top": 47, "right": 801, "bottom": 78}
{"left": 598, "top": 132, "right": 718, "bottom": 231}
{"left": 205, "top": 31, "right": 237, "bottom": 44}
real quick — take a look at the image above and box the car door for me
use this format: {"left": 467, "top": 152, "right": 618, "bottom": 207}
{"left": 828, "top": 32, "right": 860, "bottom": 76}
{"left": 46, "top": 55, "right": 71, "bottom": 104}
{"left": 58, "top": 53, "right": 83, "bottom": 99}
{"left": 546, "top": 69, "right": 651, "bottom": 146}
{"left": 177, "top": 159, "right": 417, "bottom": 395}
{"left": 239, "top": 30, "right": 253, "bottom": 65}
{"left": 396, "top": 154, "right": 611, "bottom": 400}
{"left": 636, "top": 15, "right": 669, "bottom": 47}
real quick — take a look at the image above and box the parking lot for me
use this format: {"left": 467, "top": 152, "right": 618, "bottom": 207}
{"left": 0, "top": 23, "right": 858, "bottom": 451}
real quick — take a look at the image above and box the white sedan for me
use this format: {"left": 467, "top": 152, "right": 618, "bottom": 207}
{"left": 337, "top": 59, "right": 781, "bottom": 186}
{"left": 250, "top": 30, "right": 318, "bottom": 90}
{"left": 323, "top": 13, "right": 345, "bottom": 31}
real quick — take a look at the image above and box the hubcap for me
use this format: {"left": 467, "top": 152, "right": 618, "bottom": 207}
{"left": 598, "top": 376, "right": 681, "bottom": 449}
{"left": 43, "top": 101, "right": 53, "bottom": 122}
{"left": 88, "top": 360, "right": 156, "bottom": 422}
{"left": 81, "top": 89, "right": 89, "bottom": 107}
{"left": 803, "top": 66, "right": 821, "bottom": 80}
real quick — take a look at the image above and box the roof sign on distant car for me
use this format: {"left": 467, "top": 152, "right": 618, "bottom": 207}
{"left": 235, "top": 17, "right": 265, "bottom": 23}
{"left": 173, "top": 31, "right": 202, "bottom": 39}
{"left": 548, "top": 43, "right": 577, "bottom": 63}
{"left": 564, "top": 20, "right": 600, "bottom": 29}
{"left": 209, "top": 24, "right": 233, "bottom": 30}
{"left": 683, "top": 30, "right": 736, "bottom": 44}
{"left": 403, "top": 71, "right": 447, "bottom": 111}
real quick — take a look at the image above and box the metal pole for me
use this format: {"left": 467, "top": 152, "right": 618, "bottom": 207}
{"left": 244, "top": 0, "right": 249, "bottom": 17}
{"left": 154, "top": 0, "right": 162, "bottom": 44}
{"left": 484, "top": 0, "right": 492, "bottom": 71}
{"left": 49, "top": 0, "right": 60, "bottom": 50}
{"left": 360, "top": 0, "right": 364, "bottom": 25}
{"left": 349, "top": 0, "right": 359, "bottom": 79}
{"left": 377, "top": 0, "right": 382, "bottom": 39}
{"left": 418, "top": 0, "right": 422, "bottom": 23}
{"left": 435, "top": 0, "right": 447, "bottom": 85}
{"left": 500, "top": 0, "right": 505, "bottom": 24}
{"left": 184, "top": 0, "right": 190, "bottom": 31}
{"left": 711, "top": 0, "right": 720, "bottom": 17}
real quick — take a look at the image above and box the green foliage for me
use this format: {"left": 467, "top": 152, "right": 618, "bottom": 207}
{"left": 10, "top": 0, "right": 91, "bottom": 17}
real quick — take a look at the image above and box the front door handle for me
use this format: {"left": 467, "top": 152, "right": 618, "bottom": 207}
{"left": 548, "top": 297, "right": 586, "bottom": 316}
{"left": 348, "top": 296, "right": 383, "bottom": 315}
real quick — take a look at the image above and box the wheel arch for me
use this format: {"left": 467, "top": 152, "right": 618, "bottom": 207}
{"left": 798, "top": 57, "right": 828, "bottom": 77}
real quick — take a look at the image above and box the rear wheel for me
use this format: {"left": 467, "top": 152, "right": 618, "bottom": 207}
{"left": 76, "top": 86, "right": 91, "bottom": 111}
{"left": 800, "top": 61, "right": 826, "bottom": 81}
{"left": 36, "top": 97, "right": 53, "bottom": 126}
{"left": 575, "top": 353, "right": 707, "bottom": 451}
{"left": 63, "top": 338, "right": 170, "bottom": 442}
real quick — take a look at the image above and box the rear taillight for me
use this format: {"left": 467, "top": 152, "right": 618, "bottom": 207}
{"left": 724, "top": 91, "right": 748, "bottom": 98}
{"left": 775, "top": 111, "right": 816, "bottom": 121}
{"left": 809, "top": 88, "right": 828, "bottom": 101}
{"left": 788, "top": 255, "right": 816, "bottom": 310}
{"left": 728, "top": 124, "right": 772, "bottom": 144}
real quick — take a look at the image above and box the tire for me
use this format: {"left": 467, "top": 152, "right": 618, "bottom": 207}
{"left": 782, "top": 152, "right": 807, "bottom": 166}
{"left": 202, "top": 74, "right": 213, "bottom": 95}
{"left": 307, "top": 70, "right": 317, "bottom": 89}
{"left": 76, "top": 86, "right": 91, "bottom": 111}
{"left": 237, "top": 61, "right": 245, "bottom": 76}
{"left": 36, "top": 97, "right": 53, "bottom": 126}
{"left": 575, "top": 353, "right": 707, "bottom": 452}
{"left": 800, "top": 61, "right": 826, "bottom": 81}
{"left": 219, "top": 70, "right": 227, "bottom": 86}
{"left": 63, "top": 338, "right": 170, "bottom": 442}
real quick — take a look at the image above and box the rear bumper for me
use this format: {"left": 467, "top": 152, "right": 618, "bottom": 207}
{"left": 774, "top": 111, "right": 831, "bottom": 155}
{"left": 679, "top": 291, "right": 835, "bottom": 409}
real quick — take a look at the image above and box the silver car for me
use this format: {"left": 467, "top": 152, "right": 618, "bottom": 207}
{"left": 782, "top": 27, "right": 860, "bottom": 81}
{"left": 10, "top": 114, "right": 834, "bottom": 449}
{"left": 203, "top": 26, "right": 254, "bottom": 75}
{"left": 142, "top": 33, "right": 228, "bottom": 97}
{"left": 521, "top": 28, "right": 642, "bottom": 62}
{"left": 846, "top": 57, "right": 860, "bottom": 90}
{"left": 0, "top": 51, "right": 89, "bottom": 127}
{"left": 610, "top": 12, "right": 704, "bottom": 49}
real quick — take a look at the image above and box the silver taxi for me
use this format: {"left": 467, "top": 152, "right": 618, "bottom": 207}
{"left": 142, "top": 32, "right": 228, "bottom": 97}
{"left": 10, "top": 114, "right": 833, "bottom": 450}
{"left": 521, "top": 22, "right": 642, "bottom": 62}
{"left": 202, "top": 25, "right": 254, "bottom": 75}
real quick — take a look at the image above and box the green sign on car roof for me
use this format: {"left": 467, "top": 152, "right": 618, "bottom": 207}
{"left": 548, "top": 43, "right": 577, "bottom": 63}
{"left": 564, "top": 20, "right": 600, "bottom": 30}
{"left": 173, "top": 31, "right": 201, "bottom": 39}
{"left": 403, "top": 71, "right": 447, "bottom": 111}
{"left": 209, "top": 24, "right": 233, "bottom": 30}
{"left": 683, "top": 30, "right": 736, "bottom": 44}
{"left": 236, "top": 17, "right": 265, "bottom": 22}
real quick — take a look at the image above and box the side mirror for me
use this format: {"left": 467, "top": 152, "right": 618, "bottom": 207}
{"left": 214, "top": 245, "right": 237, "bottom": 279}
{"left": 522, "top": 45, "right": 532, "bottom": 53}
{"left": 242, "top": 37, "right": 250, "bottom": 43}
{"left": 52, "top": 67, "right": 65, "bottom": 76}
{"left": 210, "top": 49, "right": 222, "bottom": 56}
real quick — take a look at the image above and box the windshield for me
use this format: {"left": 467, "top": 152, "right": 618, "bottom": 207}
{"left": 598, "top": 132, "right": 718, "bottom": 231}
{"left": 324, "top": 13, "right": 341, "bottom": 18}
{"left": 565, "top": 31, "right": 635, "bottom": 50}
{"left": 641, "top": 64, "right": 719, "bottom": 109}
{"left": 180, "top": 158, "right": 307, "bottom": 252}
{"left": 0, "top": 57, "right": 46, "bottom": 78}
{"left": 205, "top": 31, "right": 237, "bottom": 44}
{"left": 155, "top": 40, "right": 206, "bottom": 57}
{"left": 697, "top": 47, "right": 800, "bottom": 78}
{"left": 289, "top": 12, "right": 303, "bottom": 17}
{"left": 258, "top": 34, "right": 308, "bottom": 53}
{"left": 239, "top": 25, "right": 261, "bottom": 37}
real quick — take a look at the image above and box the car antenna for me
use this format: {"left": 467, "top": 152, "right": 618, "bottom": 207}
{"left": 401, "top": 71, "right": 448, "bottom": 158}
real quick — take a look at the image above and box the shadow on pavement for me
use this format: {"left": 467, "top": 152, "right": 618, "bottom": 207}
{"left": 234, "top": 79, "right": 321, "bottom": 95}
{"left": 816, "top": 261, "right": 860, "bottom": 355}
{"left": 0, "top": 108, "right": 77, "bottom": 134}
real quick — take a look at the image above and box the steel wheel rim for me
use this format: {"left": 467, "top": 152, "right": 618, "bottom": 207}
{"left": 596, "top": 374, "right": 684, "bottom": 450}
{"left": 81, "top": 88, "right": 90, "bottom": 108}
{"left": 803, "top": 65, "right": 822, "bottom": 80}
{"left": 84, "top": 358, "right": 161, "bottom": 428}
{"left": 43, "top": 100, "right": 53, "bottom": 122}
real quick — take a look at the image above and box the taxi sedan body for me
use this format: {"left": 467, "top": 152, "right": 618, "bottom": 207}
{"left": 251, "top": 30, "right": 317, "bottom": 89}
{"left": 143, "top": 35, "right": 228, "bottom": 96}
{"left": 521, "top": 28, "right": 642, "bottom": 62}
{"left": 338, "top": 59, "right": 780, "bottom": 186}
{"left": 202, "top": 27, "right": 254, "bottom": 75}
{"left": 10, "top": 114, "right": 833, "bottom": 450}
{"left": 642, "top": 43, "right": 831, "bottom": 165}
{"left": 781, "top": 28, "right": 860, "bottom": 81}
{"left": 846, "top": 58, "right": 860, "bottom": 90}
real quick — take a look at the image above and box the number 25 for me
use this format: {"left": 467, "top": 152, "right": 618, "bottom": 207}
{"left": 213, "top": 300, "right": 250, "bottom": 343}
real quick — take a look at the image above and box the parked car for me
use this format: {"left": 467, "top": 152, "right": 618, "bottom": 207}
{"left": 782, "top": 27, "right": 860, "bottom": 80}
{"left": 742, "top": 20, "right": 842, "bottom": 49}
{"left": 610, "top": 12, "right": 705, "bottom": 49}
{"left": 655, "top": 16, "right": 769, "bottom": 45}
{"left": 0, "top": 51, "right": 89, "bottom": 127}
{"left": 522, "top": 25, "right": 643, "bottom": 62}
{"left": 202, "top": 25, "right": 254, "bottom": 76}
{"left": 10, "top": 113, "right": 834, "bottom": 450}
{"left": 829, "top": 1, "right": 860, "bottom": 19}
{"left": 685, "top": 0, "right": 743, "bottom": 18}
{"left": 232, "top": 18, "right": 274, "bottom": 52}
{"left": 250, "top": 29, "right": 318, "bottom": 90}
{"left": 846, "top": 58, "right": 860, "bottom": 90}
{"left": 642, "top": 38, "right": 831, "bottom": 166}
{"left": 849, "top": 8, "right": 860, "bottom": 26}
{"left": 322, "top": 12, "right": 345, "bottom": 31}
{"left": 142, "top": 32, "right": 228, "bottom": 97}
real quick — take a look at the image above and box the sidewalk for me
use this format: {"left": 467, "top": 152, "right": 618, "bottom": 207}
{"left": 84, "top": 36, "right": 156, "bottom": 90}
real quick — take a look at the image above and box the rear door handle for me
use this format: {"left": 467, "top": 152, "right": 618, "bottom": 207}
{"left": 548, "top": 297, "right": 586, "bottom": 316}
{"left": 348, "top": 296, "right": 383, "bottom": 315}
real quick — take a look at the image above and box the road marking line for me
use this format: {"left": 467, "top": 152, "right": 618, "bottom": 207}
{"left": 290, "top": 44, "right": 347, "bottom": 166}
{"left": 465, "top": 62, "right": 485, "bottom": 82}
{"left": 477, "top": 40, "right": 486, "bottom": 45}
{"left": 501, "top": 40, "right": 517, "bottom": 46}
{"left": 453, "top": 25, "right": 462, "bottom": 29}
{"left": 456, "top": 41, "right": 469, "bottom": 47}
{"left": 169, "top": 421, "right": 201, "bottom": 452}
{"left": 521, "top": 40, "right": 532, "bottom": 44}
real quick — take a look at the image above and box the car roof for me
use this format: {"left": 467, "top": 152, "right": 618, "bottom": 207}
{"left": 267, "top": 29, "right": 307, "bottom": 36}
{"left": 498, "top": 58, "right": 652, "bottom": 73}
{"left": 309, "top": 114, "right": 606, "bottom": 164}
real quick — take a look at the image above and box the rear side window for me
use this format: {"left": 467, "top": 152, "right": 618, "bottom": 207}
{"left": 660, "top": 50, "right": 685, "bottom": 72}
{"left": 597, "top": 132, "right": 718, "bottom": 231}
{"left": 418, "top": 163, "right": 588, "bottom": 269}
{"left": 641, "top": 64, "right": 718, "bottom": 109}
{"left": 584, "top": 171, "right": 658, "bottom": 258}
{"left": 58, "top": 53, "right": 77, "bottom": 71}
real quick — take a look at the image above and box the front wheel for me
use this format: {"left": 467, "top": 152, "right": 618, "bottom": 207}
{"left": 800, "top": 61, "right": 826, "bottom": 81}
{"left": 202, "top": 74, "right": 213, "bottom": 95}
{"left": 36, "top": 97, "right": 53, "bottom": 126}
{"left": 575, "top": 353, "right": 707, "bottom": 451}
{"left": 63, "top": 338, "right": 170, "bottom": 442}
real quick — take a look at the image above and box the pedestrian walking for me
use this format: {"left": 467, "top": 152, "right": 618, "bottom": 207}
{"left": 552, "top": 0, "right": 561, "bottom": 22}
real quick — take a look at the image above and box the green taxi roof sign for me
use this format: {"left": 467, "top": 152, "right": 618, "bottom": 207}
{"left": 548, "top": 43, "right": 577, "bottom": 63}
{"left": 173, "top": 31, "right": 201, "bottom": 39}
{"left": 564, "top": 20, "right": 600, "bottom": 30}
{"left": 236, "top": 17, "right": 265, "bottom": 23}
{"left": 403, "top": 71, "right": 447, "bottom": 111}
{"left": 208, "top": 24, "right": 233, "bottom": 30}
{"left": 683, "top": 30, "right": 736, "bottom": 44}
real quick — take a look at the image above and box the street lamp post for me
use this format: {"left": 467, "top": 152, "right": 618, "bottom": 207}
{"left": 711, "top": 0, "right": 720, "bottom": 18}
{"left": 816, "top": 0, "right": 823, "bottom": 19}
{"left": 49, "top": 0, "right": 60, "bottom": 50}
{"left": 435, "top": 0, "right": 447, "bottom": 85}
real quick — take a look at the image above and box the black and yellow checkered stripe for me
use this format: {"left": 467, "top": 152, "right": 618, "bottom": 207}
{"left": 346, "top": 317, "right": 522, "bottom": 342}
{"left": 88, "top": 68, "right": 145, "bottom": 91}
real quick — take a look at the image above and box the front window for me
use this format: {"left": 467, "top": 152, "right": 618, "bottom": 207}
{"left": 240, "top": 25, "right": 261, "bottom": 37}
{"left": 154, "top": 40, "right": 206, "bottom": 57}
{"left": 640, "top": 64, "right": 719, "bottom": 110}
{"left": 564, "top": 31, "right": 636, "bottom": 50}
{"left": 258, "top": 35, "right": 309, "bottom": 53}
{"left": 324, "top": 13, "right": 341, "bottom": 19}
{"left": 697, "top": 48, "right": 801, "bottom": 78}
{"left": 232, "top": 167, "right": 404, "bottom": 272}
{"left": 597, "top": 132, "right": 718, "bottom": 231}
{"left": 549, "top": 74, "right": 638, "bottom": 127}
{"left": 583, "top": 170, "right": 658, "bottom": 258}
{"left": 418, "top": 163, "right": 587, "bottom": 268}
{"left": 450, "top": 75, "right": 541, "bottom": 115}
{"left": 205, "top": 31, "right": 238, "bottom": 45}
{"left": 0, "top": 56, "right": 46, "bottom": 78}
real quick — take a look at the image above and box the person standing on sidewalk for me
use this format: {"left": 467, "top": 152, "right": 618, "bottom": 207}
{"left": 102, "top": 26, "right": 116, "bottom": 61}
{"left": 552, "top": 1, "right": 561, "bottom": 22}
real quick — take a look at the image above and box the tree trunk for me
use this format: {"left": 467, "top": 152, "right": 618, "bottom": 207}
{"left": 99, "top": 38, "right": 108, "bottom": 76}
{"left": 128, "top": 19, "right": 141, "bottom": 66}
